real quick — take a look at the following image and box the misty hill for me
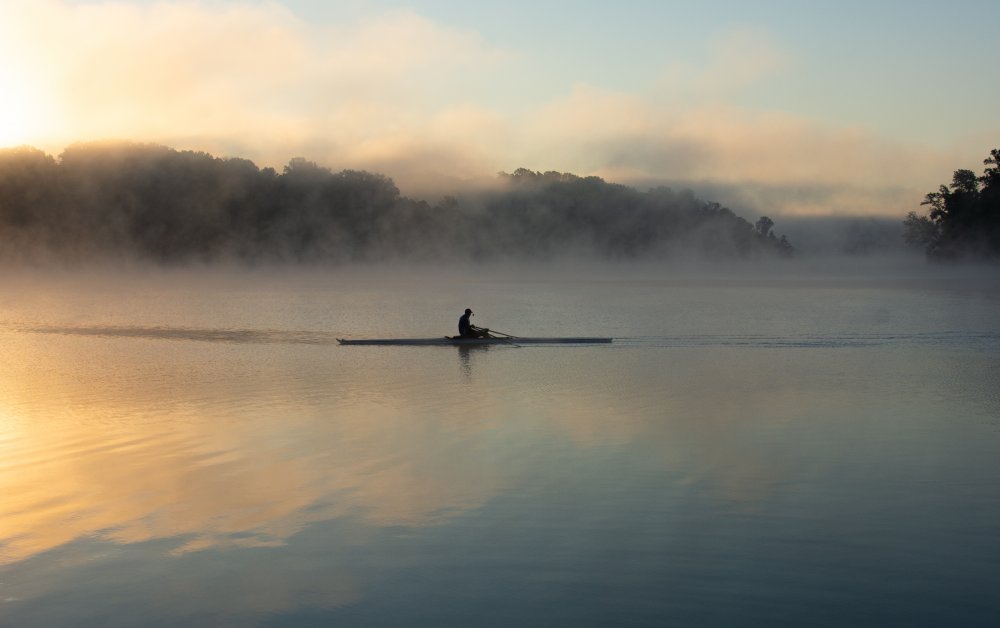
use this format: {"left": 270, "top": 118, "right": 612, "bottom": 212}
{"left": 0, "top": 142, "right": 793, "bottom": 265}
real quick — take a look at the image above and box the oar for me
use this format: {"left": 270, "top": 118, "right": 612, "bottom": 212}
{"left": 484, "top": 328, "right": 518, "bottom": 339}
{"left": 480, "top": 327, "right": 521, "bottom": 347}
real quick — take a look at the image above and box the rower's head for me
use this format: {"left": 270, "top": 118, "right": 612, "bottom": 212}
{"left": 465, "top": 308, "right": 473, "bottom": 315}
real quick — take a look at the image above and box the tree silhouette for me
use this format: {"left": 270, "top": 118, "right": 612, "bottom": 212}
{"left": 754, "top": 216, "right": 774, "bottom": 238}
{"left": 0, "top": 142, "right": 796, "bottom": 264}
{"left": 904, "top": 149, "right": 1000, "bottom": 260}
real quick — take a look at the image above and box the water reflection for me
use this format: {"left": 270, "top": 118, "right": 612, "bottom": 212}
{"left": 455, "top": 343, "right": 490, "bottom": 377}
{"left": 0, "top": 334, "right": 513, "bottom": 568}
{"left": 2, "top": 270, "right": 999, "bottom": 625}
{"left": 0, "top": 326, "right": 806, "bottom": 570}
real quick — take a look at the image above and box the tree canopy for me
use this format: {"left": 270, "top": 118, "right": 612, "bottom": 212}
{"left": 0, "top": 142, "right": 794, "bottom": 265}
{"left": 903, "top": 148, "right": 1000, "bottom": 261}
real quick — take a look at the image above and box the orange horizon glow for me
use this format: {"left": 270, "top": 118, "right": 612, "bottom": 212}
{"left": 0, "top": 1, "right": 994, "bottom": 215}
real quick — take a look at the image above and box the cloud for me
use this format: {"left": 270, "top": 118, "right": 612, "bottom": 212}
{"left": 702, "top": 26, "right": 791, "bottom": 91}
{"left": 657, "top": 25, "right": 791, "bottom": 97}
{"left": 1, "top": 1, "right": 508, "bottom": 154}
{"left": 0, "top": 1, "right": 984, "bottom": 215}
{"left": 512, "top": 88, "right": 966, "bottom": 216}
{"left": 2, "top": 1, "right": 307, "bottom": 140}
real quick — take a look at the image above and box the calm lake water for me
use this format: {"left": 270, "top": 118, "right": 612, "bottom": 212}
{"left": 1, "top": 262, "right": 998, "bottom": 627}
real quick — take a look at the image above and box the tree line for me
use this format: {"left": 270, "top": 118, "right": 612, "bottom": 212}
{"left": 904, "top": 148, "right": 1000, "bottom": 261}
{"left": 0, "top": 142, "right": 794, "bottom": 264}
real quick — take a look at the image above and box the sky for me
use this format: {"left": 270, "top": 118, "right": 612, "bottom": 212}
{"left": 1, "top": 0, "right": 998, "bottom": 216}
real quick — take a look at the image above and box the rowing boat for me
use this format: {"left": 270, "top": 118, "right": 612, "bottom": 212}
{"left": 337, "top": 336, "right": 612, "bottom": 346}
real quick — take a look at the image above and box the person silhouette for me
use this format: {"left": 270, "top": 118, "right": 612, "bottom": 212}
{"left": 458, "top": 308, "right": 488, "bottom": 338}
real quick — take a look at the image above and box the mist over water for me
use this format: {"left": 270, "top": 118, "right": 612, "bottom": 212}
{"left": 0, "top": 138, "right": 993, "bottom": 628}
{"left": 2, "top": 1, "right": 997, "bottom": 619}
{"left": 0, "top": 261, "right": 997, "bottom": 626}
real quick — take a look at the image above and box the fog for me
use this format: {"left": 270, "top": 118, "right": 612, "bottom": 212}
{"left": 4, "top": 141, "right": 997, "bottom": 276}
{"left": 5, "top": 141, "right": 937, "bottom": 271}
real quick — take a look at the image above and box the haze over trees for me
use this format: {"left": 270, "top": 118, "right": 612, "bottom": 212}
{"left": 903, "top": 148, "right": 1000, "bottom": 260}
{"left": 0, "top": 142, "right": 794, "bottom": 265}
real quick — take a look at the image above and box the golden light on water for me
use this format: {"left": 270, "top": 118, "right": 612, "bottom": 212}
{"left": 0, "top": 325, "right": 791, "bottom": 569}
{"left": 0, "top": 272, "right": 805, "bottom": 574}
{"left": 0, "top": 330, "right": 509, "bottom": 566}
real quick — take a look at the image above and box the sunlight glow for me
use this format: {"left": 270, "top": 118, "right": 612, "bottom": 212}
{"left": 0, "top": 0, "right": 992, "bottom": 215}
{"left": 0, "top": 60, "right": 49, "bottom": 148}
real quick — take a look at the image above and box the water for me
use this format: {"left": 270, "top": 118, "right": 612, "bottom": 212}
{"left": 1, "top": 264, "right": 998, "bottom": 627}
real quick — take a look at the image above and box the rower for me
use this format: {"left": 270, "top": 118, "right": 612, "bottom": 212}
{"left": 458, "top": 308, "right": 489, "bottom": 338}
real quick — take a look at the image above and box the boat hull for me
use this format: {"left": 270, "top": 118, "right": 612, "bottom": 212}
{"left": 337, "top": 337, "right": 612, "bottom": 346}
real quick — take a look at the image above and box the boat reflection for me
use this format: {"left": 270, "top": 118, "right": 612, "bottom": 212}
{"left": 455, "top": 342, "right": 490, "bottom": 376}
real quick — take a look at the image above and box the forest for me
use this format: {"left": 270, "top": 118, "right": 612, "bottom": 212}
{"left": 0, "top": 142, "right": 793, "bottom": 265}
{"left": 904, "top": 148, "right": 1000, "bottom": 261}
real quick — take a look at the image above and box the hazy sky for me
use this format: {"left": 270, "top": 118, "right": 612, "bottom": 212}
{"left": 1, "top": 0, "right": 998, "bottom": 215}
